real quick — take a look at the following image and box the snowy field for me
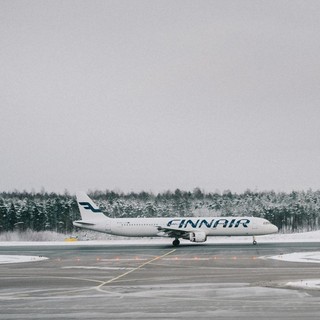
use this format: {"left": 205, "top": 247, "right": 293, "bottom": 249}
{"left": 0, "top": 229, "right": 320, "bottom": 246}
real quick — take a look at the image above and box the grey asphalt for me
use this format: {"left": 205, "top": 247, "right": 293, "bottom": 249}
{"left": 0, "top": 242, "right": 320, "bottom": 319}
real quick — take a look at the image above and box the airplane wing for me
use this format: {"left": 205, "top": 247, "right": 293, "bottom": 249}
{"left": 157, "top": 226, "right": 191, "bottom": 239}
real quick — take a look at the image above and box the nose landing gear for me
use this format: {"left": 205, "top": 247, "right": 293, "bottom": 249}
{"left": 253, "top": 236, "right": 257, "bottom": 245}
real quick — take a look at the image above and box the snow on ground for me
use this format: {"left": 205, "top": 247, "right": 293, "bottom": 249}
{"left": 286, "top": 280, "right": 320, "bottom": 290}
{"left": 254, "top": 229, "right": 320, "bottom": 243}
{"left": 266, "top": 251, "right": 320, "bottom": 289}
{"left": 0, "top": 229, "right": 320, "bottom": 246}
{"left": 0, "top": 255, "right": 48, "bottom": 264}
{"left": 263, "top": 251, "right": 320, "bottom": 289}
{"left": 269, "top": 251, "right": 320, "bottom": 264}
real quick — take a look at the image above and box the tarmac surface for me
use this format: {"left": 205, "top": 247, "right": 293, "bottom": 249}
{"left": 0, "top": 241, "right": 320, "bottom": 319}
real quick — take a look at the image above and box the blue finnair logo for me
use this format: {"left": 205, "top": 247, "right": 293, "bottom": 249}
{"left": 79, "top": 202, "right": 102, "bottom": 213}
{"left": 167, "top": 218, "right": 251, "bottom": 229}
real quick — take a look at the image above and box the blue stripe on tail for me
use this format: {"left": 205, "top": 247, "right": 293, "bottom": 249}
{"left": 79, "top": 202, "right": 102, "bottom": 213}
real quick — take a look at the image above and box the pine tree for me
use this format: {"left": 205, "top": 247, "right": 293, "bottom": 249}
{"left": 0, "top": 199, "right": 8, "bottom": 232}
{"left": 33, "top": 205, "right": 46, "bottom": 232}
{"left": 19, "top": 201, "right": 32, "bottom": 230}
{"left": 7, "top": 203, "right": 17, "bottom": 231}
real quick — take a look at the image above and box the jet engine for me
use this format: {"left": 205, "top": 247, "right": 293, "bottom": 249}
{"left": 189, "top": 231, "right": 207, "bottom": 243}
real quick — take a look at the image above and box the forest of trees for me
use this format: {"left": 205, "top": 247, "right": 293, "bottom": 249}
{"left": 1, "top": 188, "right": 320, "bottom": 234}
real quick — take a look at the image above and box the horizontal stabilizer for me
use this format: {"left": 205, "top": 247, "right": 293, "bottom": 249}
{"left": 73, "top": 220, "right": 95, "bottom": 226}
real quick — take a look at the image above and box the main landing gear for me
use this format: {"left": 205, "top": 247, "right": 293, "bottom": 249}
{"left": 172, "top": 238, "right": 180, "bottom": 247}
{"left": 253, "top": 236, "right": 257, "bottom": 245}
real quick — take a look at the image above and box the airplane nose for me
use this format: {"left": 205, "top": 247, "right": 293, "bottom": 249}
{"left": 271, "top": 224, "right": 278, "bottom": 233}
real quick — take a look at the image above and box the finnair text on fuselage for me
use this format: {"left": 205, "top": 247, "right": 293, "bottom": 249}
{"left": 167, "top": 218, "right": 250, "bottom": 229}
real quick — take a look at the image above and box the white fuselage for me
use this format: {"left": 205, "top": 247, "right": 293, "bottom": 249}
{"left": 74, "top": 193, "right": 279, "bottom": 245}
{"left": 73, "top": 216, "right": 278, "bottom": 238}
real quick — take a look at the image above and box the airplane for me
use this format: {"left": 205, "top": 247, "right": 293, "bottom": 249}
{"left": 73, "top": 192, "right": 278, "bottom": 246}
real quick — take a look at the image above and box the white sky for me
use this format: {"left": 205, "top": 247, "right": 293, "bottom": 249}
{"left": 1, "top": 0, "right": 320, "bottom": 194}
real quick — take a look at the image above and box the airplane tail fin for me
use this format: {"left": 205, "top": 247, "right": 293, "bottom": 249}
{"left": 76, "top": 192, "right": 109, "bottom": 222}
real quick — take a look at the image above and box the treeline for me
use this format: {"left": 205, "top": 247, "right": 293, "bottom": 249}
{"left": 0, "top": 188, "right": 320, "bottom": 233}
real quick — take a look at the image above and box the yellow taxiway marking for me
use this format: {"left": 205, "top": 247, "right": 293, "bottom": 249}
{"left": 96, "top": 249, "right": 176, "bottom": 292}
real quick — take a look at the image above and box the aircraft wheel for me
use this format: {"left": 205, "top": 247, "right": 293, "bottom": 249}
{"left": 253, "top": 240, "right": 257, "bottom": 245}
{"left": 173, "top": 239, "right": 180, "bottom": 247}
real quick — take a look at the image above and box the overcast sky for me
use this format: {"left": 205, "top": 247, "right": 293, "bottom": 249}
{"left": 1, "top": 0, "right": 320, "bottom": 194}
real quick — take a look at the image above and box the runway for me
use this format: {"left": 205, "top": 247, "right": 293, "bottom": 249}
{"left": 0, "top": 242, "right": 320, "bottom": 319}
